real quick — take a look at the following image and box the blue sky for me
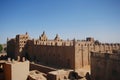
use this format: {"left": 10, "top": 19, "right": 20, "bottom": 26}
{"left": 0, "top": 0, "right": 120, "bottom": 44}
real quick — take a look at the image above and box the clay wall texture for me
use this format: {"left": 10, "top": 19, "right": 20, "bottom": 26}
{"left": 91, "top": 52, "right": 120, "bottom": 80}
{"left": 28, "top": 45, "right": 75, "bottom": 69}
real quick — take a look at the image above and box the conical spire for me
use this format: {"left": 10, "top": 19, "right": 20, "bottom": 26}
{"left": 40, "top": 31, "right": 48, "bottom": 41}
{"left": 26, "top": 32, "right": 28, "bottom": 35}
{"left": 7, "top": 37, "right": 9, "bottom": 41}
{"left": 54, "top": 34, "right": 60, "bottom": 41}
{"left": 42, "top": 31, "right": 46, "bottom": 36}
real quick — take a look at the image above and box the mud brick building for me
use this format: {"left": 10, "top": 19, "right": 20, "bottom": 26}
{"left": 7, "top": 32, "right": 120, "bottom": 70}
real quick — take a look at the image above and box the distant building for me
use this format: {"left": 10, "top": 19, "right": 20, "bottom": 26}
{"left": 91, "top": 51, "right": 120, "bottom": 80}
{"left": 0, "top": 44, "right": 7, "bottom": 53}
{"left": 7, "top": 32, "right": 120, "bottom": 70}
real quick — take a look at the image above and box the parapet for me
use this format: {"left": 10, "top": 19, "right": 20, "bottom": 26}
{"left": 6, "top": 57, "right": 29, "bottom": 64}
{"left": 91, "top": 51, "right": 120, "bottom": 61}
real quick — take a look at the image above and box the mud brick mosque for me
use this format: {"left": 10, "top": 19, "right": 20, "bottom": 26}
{"left": 7, "top": 32, "right": 120, "bottom": 70}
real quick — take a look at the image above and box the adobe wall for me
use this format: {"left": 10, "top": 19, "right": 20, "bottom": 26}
{"left": 75, "top": 41, "right": 120, "bottom": 69}
{"left": 91, "top": 52, "right": 120, "bottom": 80}
{"left": 4, "top": 60, "right": 29, "bottom": 80}
{"left": 4, "top": 63, "right": 11, "bottom": 80}
{"left": 75, "top": 41, "right": 93, "bottom": 69}
{"left": 28, "top": 45, "right": 75, "bottom": 69}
